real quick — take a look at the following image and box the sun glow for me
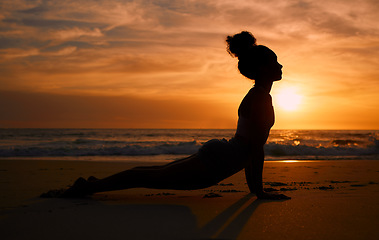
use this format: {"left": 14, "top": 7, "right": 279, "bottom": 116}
{"left": 275, "top": 87, "right": 302, "bottom": 111}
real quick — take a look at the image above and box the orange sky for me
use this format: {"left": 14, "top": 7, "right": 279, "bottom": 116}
{"left": 0, "top": 0, "right": 378, "bottom": 129}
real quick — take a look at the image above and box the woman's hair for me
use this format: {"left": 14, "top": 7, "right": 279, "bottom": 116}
{"left": 226, "top": 31, "right": 271, "bottom": 80}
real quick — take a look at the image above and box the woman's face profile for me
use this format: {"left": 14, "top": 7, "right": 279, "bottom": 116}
{"left": 259, "top": 50, "right": 283, "bottom": 82}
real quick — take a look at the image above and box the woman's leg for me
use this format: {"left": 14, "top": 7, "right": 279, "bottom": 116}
{"left": 64, "top": 154, "right": 218, "bottom": 196}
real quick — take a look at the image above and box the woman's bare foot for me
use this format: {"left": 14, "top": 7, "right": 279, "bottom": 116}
{"left": 87, "top": 176, "right": 99, "bottom": 182}
{"left": 40, "top": 188, "right": 66, "bottom": 198}
{"left": 40, "top": 177, "right": 95, "bottom": 198}
{"left": 59, "top": 177, "right": 93, "bottom": 198}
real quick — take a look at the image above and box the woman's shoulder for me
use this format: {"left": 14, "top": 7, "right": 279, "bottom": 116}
{"left": 239, "top": 87, "right": 271, "bottom": 117}
{"left": 246, "top": 87, "right": 272, "bottom": 102}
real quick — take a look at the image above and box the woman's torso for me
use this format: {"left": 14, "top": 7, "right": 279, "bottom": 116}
{"left": 235, "top": 86, "right": 275, "bottom": 145}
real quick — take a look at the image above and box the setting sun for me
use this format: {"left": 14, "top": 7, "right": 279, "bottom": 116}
{"left": 275, "top": 87, "right": 302, "bottom": 111}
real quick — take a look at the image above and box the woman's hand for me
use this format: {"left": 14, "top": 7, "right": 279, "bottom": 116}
{"left": 256, "top": 191, "right": 291, "bottom": 200}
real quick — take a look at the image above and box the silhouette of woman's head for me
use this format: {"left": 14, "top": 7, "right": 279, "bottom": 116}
{"left": 226, "top": 31, "right": 282, "bottom": 82}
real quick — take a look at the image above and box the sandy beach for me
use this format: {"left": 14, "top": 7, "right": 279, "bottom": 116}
{"left": 1, "top": 159, "right": 379, "bottom": 240}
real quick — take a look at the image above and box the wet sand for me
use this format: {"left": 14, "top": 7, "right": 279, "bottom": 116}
{"left": 1, "top": 159, "right": 379, "bottom": 240}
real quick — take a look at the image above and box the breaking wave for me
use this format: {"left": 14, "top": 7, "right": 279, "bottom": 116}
{"left": 1, "top": 136, "right": 378, "bottom": 160}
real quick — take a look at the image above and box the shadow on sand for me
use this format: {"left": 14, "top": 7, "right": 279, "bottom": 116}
{"left": 1, "top": 194, "right": 278, "bottom": 240}
{"left": 199, "top": 194, "right": 261, "bottom": 239}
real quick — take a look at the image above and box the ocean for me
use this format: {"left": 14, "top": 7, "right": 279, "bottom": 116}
{"left": 0, "top": 129, "right": 378, "bottom": 162}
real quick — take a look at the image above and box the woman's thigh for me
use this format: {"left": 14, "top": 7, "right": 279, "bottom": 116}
{"left": 156, "top": 154, "right": 218, "bottom": 189}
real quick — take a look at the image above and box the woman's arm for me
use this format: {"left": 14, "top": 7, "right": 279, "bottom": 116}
{"left": 244, "top": 126, "right": 290, "bottom": 199}
{"left": 245, "top": 145, "right": 264, "bottom": 195}
{"left": 245, "top": 144, "right": 291, "bottom": 200}
{"left": 242, "top": 89, "right": 290, "bottom": 199}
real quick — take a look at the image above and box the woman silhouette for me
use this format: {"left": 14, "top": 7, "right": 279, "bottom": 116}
{"left": 55, "top": 31, "right": 290, "bottom": 200}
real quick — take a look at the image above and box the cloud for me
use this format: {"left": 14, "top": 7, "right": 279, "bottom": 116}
{"left": 49, "top": 46, "right": 77, "bottom": 56}
{"left": 54, "top": 27, "right": 103, "bottom": 40}
{"left": 0, "top": 48, "right": 39, "bottom": 59}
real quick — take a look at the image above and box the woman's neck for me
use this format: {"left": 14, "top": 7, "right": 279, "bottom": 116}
{"left": 254, "top": 81, "right": 273, "bottom": 93}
